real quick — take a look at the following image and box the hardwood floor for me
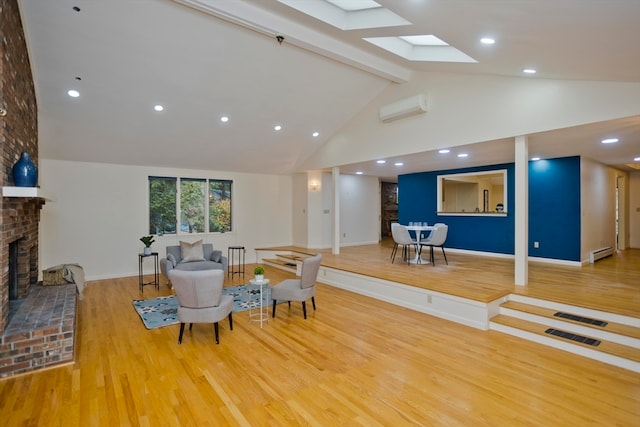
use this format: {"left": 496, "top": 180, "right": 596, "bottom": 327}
{"left": 0, "top": 245, "right": 638, "bottom": 426}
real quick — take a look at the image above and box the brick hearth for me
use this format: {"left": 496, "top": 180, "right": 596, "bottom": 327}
{"left": 0, "top": 284, "right": 77, "bottom": 378}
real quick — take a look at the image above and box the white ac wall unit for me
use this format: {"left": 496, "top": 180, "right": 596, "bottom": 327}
{"left": 379, "top": 94, "right": 427, "bottom": 123}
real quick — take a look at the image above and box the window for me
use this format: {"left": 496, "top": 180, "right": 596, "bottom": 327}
{"left": 209, "top": 180, "right": 232, "bottom": 232}
{"left": 149, "top": 177, "right": 177, "bottom": 235}
{"left": 148, "top": 177, "right": 232, "bottom": 235}
{"left": 180, "top": 178, "right": 205, "bottom": 233}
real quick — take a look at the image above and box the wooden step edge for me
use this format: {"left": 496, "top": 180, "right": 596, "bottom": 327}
{"left": 491, "top": 314, "right": 640, "bottom": 363}
{"left": 275, "top": 253, "right": 308, "bottom": 262}
{"left": 255, "top": 246, "right": 318, "bottom": 256}
{"left": 262, "top": 258, "right": 294, "bottom": 266}
{"left": 501, "top": 300, "right": 640, "bottom": 340}
{"left": 262, "top": 258, "right": 297, "bottom": 273}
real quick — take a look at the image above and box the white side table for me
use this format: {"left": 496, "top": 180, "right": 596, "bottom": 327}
{"left": 248, "top": 278, "right": 270, "bottom": 328}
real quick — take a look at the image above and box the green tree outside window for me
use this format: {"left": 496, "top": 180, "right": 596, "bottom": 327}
{"left": 149, "top": 177, "right": 176, "bottom": 235}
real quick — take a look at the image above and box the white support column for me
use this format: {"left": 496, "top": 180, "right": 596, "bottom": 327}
{"left": 332, "top": 167, "right": 340, "bottom": 255}
{"left": 514, "top": 135, "right": 529, "bottom": 285}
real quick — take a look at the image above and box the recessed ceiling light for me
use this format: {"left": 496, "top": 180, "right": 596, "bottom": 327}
{"left": 67, "top": 89, "right": 80, "bottom": 97}
{"left": 220, "top": 116, "right": 229, "bottom": 123}
{"left": 355, "top": 171, "right": 364, "bottom": 175}
{"left": 480, "top": 37, "right": 495, "bottom": 45}
{"left": 457, "top": 153, "right": 469, "bottom": 158}
{"left": 531, "top": 157, "right": 541, "bottom": 161}
{"left": 312, "top": 131, "right": 320, "bottom": 137}
{"left": 154, "top": 105, "right": 164, "bottom": 112}
{"left": 523, "top": 68, "right": 537, "bottom": 74}
{"left": 274, "top": 125, "right": 282, "bottom": 131}
{"left": 394, "top": 162, "right": 404, "bottom": 166}
{"left": 376, "top": 160, "right": 386, "bottom": 164}
{"left": 438, "top": 149, "right": 450, "bottom": 154}
{"left": 601, "top": 138, "right": 618, "bottom": 144}
{"left": 634, "top": 156, "right": 640, "bottom": 162}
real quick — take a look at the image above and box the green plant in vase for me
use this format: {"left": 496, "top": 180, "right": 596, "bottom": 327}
{"left": 140, "top": 235, "right": 155, "bottom": 255}
{"left": 254, "top": 265, "right": 265, "bottom": 282}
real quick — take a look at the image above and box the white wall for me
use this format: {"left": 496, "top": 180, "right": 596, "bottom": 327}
{"left": 630, "top": 171, "right": 640, "bottom": 248}
{"left": 580, "top": 158, "right": 622, "bottom": 260}
{"left": 39, "top": 159, "right": 292, "bottom": 281}
{"left": 291, "top": 173, "right": 308, "bottom": 248}
{"left": 339, "top": 174, "right": 380, "bottom": 246}
{"left": 302, "top": 72, "right": 640, "bottom": 171}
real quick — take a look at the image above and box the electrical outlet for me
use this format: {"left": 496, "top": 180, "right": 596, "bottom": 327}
{"left": 534, "top": 241, "right": 539, "bottom": 248}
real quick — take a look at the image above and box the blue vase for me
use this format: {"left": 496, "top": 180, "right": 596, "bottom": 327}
{"left": 12, "top": 152, "right": 38, "bottom": 187}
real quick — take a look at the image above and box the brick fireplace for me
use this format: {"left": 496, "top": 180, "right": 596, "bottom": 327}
{"left": 0, "top": 0, "right": 77, "bottom": 378}
{"left": 1, "top": 0, "right": 40, "bottom": 334}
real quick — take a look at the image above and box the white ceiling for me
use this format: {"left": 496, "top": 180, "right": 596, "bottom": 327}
{"left": 17, "top": 0, "right": 640, "bottom": 181}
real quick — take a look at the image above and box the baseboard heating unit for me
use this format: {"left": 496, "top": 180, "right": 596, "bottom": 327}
{"left": 589, "top": 246, "right": 614, "bottom": 263}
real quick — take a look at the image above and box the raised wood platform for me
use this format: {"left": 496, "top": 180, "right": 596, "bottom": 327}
{"left": 256, "top": 242, "right": 640, "bottom": 371}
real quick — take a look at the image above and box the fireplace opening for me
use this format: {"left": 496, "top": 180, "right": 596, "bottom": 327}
{"left": 9, "top": 241, "right": 18, "bottom": 300}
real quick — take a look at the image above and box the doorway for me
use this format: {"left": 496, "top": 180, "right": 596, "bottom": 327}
{"left": 381, "top": 182, "right": 398, "bottom": 240}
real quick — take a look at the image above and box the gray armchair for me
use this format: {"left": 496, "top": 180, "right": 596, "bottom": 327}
{"left": 160, "top": 242, "right": 228, "bottom": 284}
{"left": 167, "top": 269, "right": 233, "bottom": 344}
{"left": 271, "top": 253, "right": 322, "bottom": 319}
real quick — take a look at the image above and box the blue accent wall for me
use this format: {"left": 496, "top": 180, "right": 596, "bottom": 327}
{"left": 528, "top": 156, "right": 581, "bottom": 261}
{"left": 397, "top": 156, "right": 581, "bottom": 261}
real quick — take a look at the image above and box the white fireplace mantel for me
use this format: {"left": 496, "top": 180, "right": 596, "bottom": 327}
{"left": 2, "top": 186, "right": 52, "bottom": 201}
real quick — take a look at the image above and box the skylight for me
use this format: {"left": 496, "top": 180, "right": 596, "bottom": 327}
{"left": 364, "top": 35, "right": 477, "bottom": 63}
{"left": 325, "top": 0, "right": 381, "bottom": 12}
{"left": 277, "top": 0, "right": 410, "bottom": 30}
{"left": 400, "top": 35, "right": 448, "bottom": 46}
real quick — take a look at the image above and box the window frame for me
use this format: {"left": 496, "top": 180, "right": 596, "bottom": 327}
{"left": 148, "top": 176, "right": 233, "bottom": 235}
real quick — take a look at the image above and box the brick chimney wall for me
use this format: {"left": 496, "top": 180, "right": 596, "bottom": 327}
{"left": 0, "top": 0, "right": 40, "bottom": 332}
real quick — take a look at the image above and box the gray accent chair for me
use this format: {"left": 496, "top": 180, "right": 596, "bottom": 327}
{"left": 271, "top": 253, "right": 322, "bottom": 319}
{"left": 160, "top": 243, "right": 228, "bottom": 283}
{"left": 167, "top": 269, "right": 233, "bottom": 344}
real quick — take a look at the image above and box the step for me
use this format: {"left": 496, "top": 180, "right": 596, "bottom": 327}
{"left": 508, "top": 294, "right": 640, "bottom": 327}
{"left": 262, "top": 258, "right": 297, "bottom": 273}
{"left": 491, "top": 314, "right": 640, "bottom": 372}
{"left": 500, "top": 300, "right": 640, "bottom": 347}
{"left": 263, "top": 258, "right": 296, "bottom": 268}
{"left": 275, "top": 253, "right": 309, "bottom": 263}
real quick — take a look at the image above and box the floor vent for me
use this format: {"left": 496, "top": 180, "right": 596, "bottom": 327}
{"left": 554, "top": 312, "right": 608, "bottom": 327}
{"left": 545, "top": 328, "right": 601, "bottom": 346}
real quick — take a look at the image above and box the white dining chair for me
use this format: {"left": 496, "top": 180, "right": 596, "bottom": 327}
{"left": 391, "top": 223, "right": 418, "bottom": 265}
{"left": 419, "top": 224, "right": 449, "bottom": 266}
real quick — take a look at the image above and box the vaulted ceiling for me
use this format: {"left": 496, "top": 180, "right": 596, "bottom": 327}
{"left": 18, "top": 0, "right": 640, "bottom": 180}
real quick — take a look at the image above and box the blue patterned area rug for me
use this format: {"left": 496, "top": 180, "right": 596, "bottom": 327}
{"left": 132, "top": 284, "right": 272, "bottom": 329}
{"left": 132, "top": 296, "right": 178, "bottom": 329}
